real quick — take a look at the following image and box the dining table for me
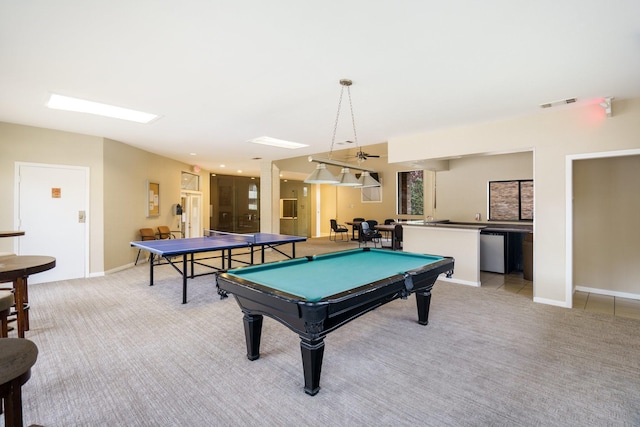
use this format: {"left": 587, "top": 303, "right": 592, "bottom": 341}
{"left": 0, "top": 254, "right": 56, "bottom": 337}
{"left": 374, "top": 223, "right": 402, "bottom": 250}
{"left": 344, "top": 221, "right": 363, "bottom": 241}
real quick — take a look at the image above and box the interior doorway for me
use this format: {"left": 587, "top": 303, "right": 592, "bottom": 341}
{"left": 180, "top": 191, "right": 203, "bottom": 238}
{"left": 15, "top": 162, "right": 89, "bottom": 284}
{"left": 565, "top": 149, "right": 640, "bottom": 307}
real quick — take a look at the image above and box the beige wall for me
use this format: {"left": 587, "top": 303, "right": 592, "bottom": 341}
{"left": 103, "top": 139, "right": 210, "bottom": 271}
{"left": 389, "top": 98, "right": 640, "bottom": 306}
{"left": 435, "top": 152, "right": 533, "bottom": 222}
{"left": 573, "top": 155, "right": 640, "bottom": 294}
{"left": 0, "top": 122, "right": 105, "bottom": 273}
{"left": 0, "top": 122, "right": 209, "bottom": 275}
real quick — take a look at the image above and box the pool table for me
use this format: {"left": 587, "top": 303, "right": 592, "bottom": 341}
{"left": 217, "top": 248, "right": 454, "bottom": 395}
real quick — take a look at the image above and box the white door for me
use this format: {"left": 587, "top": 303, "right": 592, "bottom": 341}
{"left": 16, "top": 163, "right": 88, "bottom": 284}
{"left": 181, "top": 192, "right": 202, "bottom": 238}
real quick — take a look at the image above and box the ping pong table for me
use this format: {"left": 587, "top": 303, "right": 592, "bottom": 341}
{"left": 130, "top": 231, "right": 306, "bottom": 303}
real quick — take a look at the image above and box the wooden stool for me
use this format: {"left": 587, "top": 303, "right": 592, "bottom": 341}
{"left": 0, "top": 338, "right": 38, "bottom": 427}
{"left": 0, "top": 291, "right": 15, "bottom": 338}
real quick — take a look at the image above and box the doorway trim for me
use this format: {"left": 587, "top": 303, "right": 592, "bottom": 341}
{"left": 565, "top": 148, "right": 640, "bottom": 307}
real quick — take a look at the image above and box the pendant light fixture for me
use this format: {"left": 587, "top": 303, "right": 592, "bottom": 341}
{"left": 358, "top": 171, "right": 380, "bottom": 188}
{"left": 305, "top": 79, "right": 379, "bottom": 187}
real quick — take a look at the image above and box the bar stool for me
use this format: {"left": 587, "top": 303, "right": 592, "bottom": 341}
{"left": 0, "top": 338, "right": 39, "bottom": 427}
{"left": 0, "top": 291, "right": 15, "bottom": 337}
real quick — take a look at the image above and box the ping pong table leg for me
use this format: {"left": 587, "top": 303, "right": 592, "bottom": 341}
{"left": 190, "top": 253, "right": 195, "bottom": 278}
{"left": 149, "top": 254, "right": 155, "bottom": 286}
{"left": 292, "top": 242, "right": 296, "bottom": 259}
{"left": 182, "top": 254, "right": 188, "bottom": 304}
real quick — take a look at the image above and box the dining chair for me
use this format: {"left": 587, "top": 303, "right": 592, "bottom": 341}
{"left": 359, "top": 221, "right": 382, "bottom": 248}
{"left": 393, "top": 224, "right": 403, "bottom": 250}
{"left": 134, "top": 228, "right": 157, "bottom": 265}
{"left": 0, "top": 291, "right": 13, "bottom": 338}
{"left": 329, "top": 220, "right": 349, "bottom": 241}
{"left": 157, "top": 226, "right": 176, "bottom": 240}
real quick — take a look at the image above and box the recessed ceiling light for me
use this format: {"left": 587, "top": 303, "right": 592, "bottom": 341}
{"left": 220, "top": 164, "right": 226, "bottom": 168}
{"left": 46, "top": 94, "right": 159, "bottom": 124}
{"left": 247, "top": 136, "right": 308, "bottom": 149}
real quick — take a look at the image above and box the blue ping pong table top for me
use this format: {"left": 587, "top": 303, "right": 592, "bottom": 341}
{"left": 130, "top": 233, "right": 306, "bottom": 256}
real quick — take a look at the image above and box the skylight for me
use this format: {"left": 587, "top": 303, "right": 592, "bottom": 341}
{"left": 247, "top": 136, "right": 308, "bottom": 149}
{"left": 46, "top": 94, "right": 159, "bottom": 124}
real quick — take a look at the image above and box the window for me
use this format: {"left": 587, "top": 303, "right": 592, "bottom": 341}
{"left": 181, "top": 172, "right": 200, "bottom": 191}
{"left": 397, "top": 170, "right": 424, "bottom": 215}
{"left": 488, "top": 179, "right": 533, "bottom": 221}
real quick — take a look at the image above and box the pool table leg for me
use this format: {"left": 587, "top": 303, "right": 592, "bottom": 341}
{"left": 243, "top": 313, "right": 263, "bottom": 360}
{"left": 415, "top": 289, "right": 432, "bottom": 325}
{"left": 300, "top": 337, "right": 325, "bottom": 396}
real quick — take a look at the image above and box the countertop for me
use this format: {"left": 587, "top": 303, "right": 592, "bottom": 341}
{"left": 399, "top": 220, "right": 532, "bottom": 233}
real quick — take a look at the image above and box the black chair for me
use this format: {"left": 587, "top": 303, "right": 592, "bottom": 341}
{"left": 359, "top": 221, "right": 382, "bottom": 248}
{"left": 393, "top": 224, "right": 403, "bottom": 250}
{"left": 329, "top": 219, "right": 349, "bottom": 241}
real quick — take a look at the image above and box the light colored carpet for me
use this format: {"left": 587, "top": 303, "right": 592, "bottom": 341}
{"left": 12, "top": 238, "right": 640, "bottom": 426}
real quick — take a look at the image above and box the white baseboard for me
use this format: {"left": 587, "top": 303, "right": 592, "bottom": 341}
{"left": 104, "top": 263, "right": 135, "bottom": 275}
{"left": 575, "top": 286, "right": 640, "bottom": 301}
{"left": 533, "top": 296, "right": 570, "bottom": 308}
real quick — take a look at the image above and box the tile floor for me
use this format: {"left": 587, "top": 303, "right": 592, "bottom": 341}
{"left": 481, "top": 271, "right": 640, "bottom": 321}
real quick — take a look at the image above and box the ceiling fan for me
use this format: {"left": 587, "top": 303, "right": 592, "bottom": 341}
{"left": 353, "top": 149, "right": 381, "bottom": 161}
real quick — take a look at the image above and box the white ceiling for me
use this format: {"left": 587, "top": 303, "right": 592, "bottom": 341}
{"left": 2, "top": 1, "right": 639, "bottom": 177}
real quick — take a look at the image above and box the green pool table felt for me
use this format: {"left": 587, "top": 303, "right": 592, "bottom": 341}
{"left": 225, "top": 249, "right": 444, "bottom": 302}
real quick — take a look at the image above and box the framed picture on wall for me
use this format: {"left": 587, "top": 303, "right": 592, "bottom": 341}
{"left": 147, "top": 180, "right": 160, "bottom": 217}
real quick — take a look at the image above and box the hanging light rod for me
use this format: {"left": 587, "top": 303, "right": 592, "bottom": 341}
{"left": 307, "top": 156, "right": 376, "bottom": 173}
{"left": 305, "top": 78, "right": 380, "bottom": 187}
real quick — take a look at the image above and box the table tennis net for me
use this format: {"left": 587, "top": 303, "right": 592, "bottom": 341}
{"left": 204, "top": 229, "right": 257, "bottom": 244}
